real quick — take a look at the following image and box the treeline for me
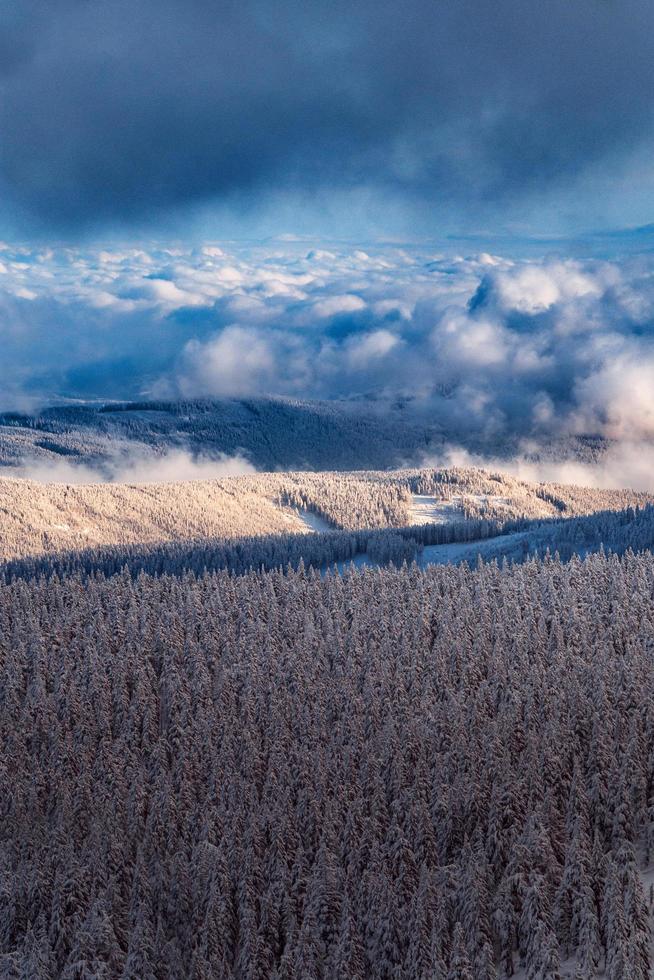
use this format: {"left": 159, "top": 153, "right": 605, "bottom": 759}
{"left": 461, "top": 505, "right": 654, "bottom": 568}
{"left": 0, "top": 477, "right": 302, "bottom": 563}
{"left": 274, "top": 472, "right": 410, "bottom": 530}
{"left": 253, "top": 467, "right": 654, "bottom": 531}
{"left": 399, "top": 466, "right": 654, "bottom": 521}
{"left": 0, "top": 397, "right": 447, "bottom": 472}
{"left": 1, "top": 552, "right": 653, "bottom": 977}
{"left": 0, "top": 515, "right": 509, "bottom": 582}
{"left": 4, "top": 463, "right": 654, "bottom": 566}
{"left": 4, "top": 503, "right": 654, "bottom": 584}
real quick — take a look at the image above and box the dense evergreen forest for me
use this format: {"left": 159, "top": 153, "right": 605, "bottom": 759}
{"left": 2, "top": 456, "right": 654, "bottom": 977}
{"left": 0, "top": 398, "right": 444, "bottom": 472}
{"left": 1, "top": 553, "right": 653, "bottom": 978}
{"left": 3, "top": 500, "right": 654, "bottom": 584}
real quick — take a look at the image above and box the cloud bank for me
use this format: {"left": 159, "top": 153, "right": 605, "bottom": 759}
{"left": 12, "top": 448, "right": 256, "bottom": 485}
{"left": 427, "top": 443, "right": 654, "bottom": 494}
{"left": 1, "top": 241, "right": 654, "bottom": 452}
{"left": 2, "top": 0, "right": 654, "bottom": 234}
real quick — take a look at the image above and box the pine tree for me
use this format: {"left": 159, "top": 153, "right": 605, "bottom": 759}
{"left": 447, "top": 923, "right": 474, "bottom": 980}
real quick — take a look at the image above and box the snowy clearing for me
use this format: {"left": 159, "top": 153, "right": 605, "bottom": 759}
{"left": 408, "top": 492, "right": 518, "bottom": 526}
{"left": 279, "top": 506, "right": 333, "bottom": 533}
{"left": 408, "top": 494, "right": 461, "bottom": 525}
{"left": 324, "top": 529, "right": 534, "bottom": 575}
{"left": 419, "top": 530, "right": 531, "bottom": 566}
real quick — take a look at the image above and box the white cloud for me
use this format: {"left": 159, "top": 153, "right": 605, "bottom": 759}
{"left": 424, "top": 441, "right": 654, "bottom": 492}
{"left": 488, "top": 261, "right": 603, "bottom": 314}
{"left": 345, "top": 329, "right": 400, "bottom": 368}
{"left": 0, "top": 240, "right": 653, "bottom": 461}
{"left": 311, "top": 294, "right": 366, "bottom": 318}
{"left": 572, "top": 354, "right": 654, "bottom": 440}
{"left": 13, "top": 448, "right": 256, "bottom": 485}
{"left": 177, "top": 327, "right": 279, "bottom": 397}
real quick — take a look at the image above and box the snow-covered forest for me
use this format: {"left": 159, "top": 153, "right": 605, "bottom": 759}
{"left": 0, "top": 399, "right": 451, "bottom": 472}
{"left": 3, "top": 500, "right": 654, "bottom": 584}
{"left": 2, "top": 459, "right": 654, "bottom": 978}
{"left": 1, "top": 466, "right": 652, "bottom": 563}
{"left": 1, "top": 553, "right": 654, "bottom": 978}
{"left": 0, "top": 399, "right": 617, "bottom": 475}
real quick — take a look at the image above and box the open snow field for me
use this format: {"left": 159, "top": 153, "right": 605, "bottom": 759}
{"left": 418, "top": 531, "right": 530, "bottom": 566}
{"left": 409, "top": 492, "right": 520, "bottom": 525}
{"left": 284, "top": 507, "right": 333, "bottom": 533}
{"left": 325, "top": 530, "right": 532, "bottom": 575}
{"left": 408, "top": 494, "right": 461, "bottom": 524}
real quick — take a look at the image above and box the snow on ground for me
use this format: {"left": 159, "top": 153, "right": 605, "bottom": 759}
{"left": 277, "top": 506, "right": 333, "bottom": 533}
{"left": 408, "top": 493, "right": 514, "bottom": 525}
{"left": 509, "top": 953, "right": 581, "bottom": 979}
{"left": 508, "top": 859, "right": 654, "bottom": 979}
{"left": 323, "top": 530, "right": 535, "bottom": 576}
{"left": 418, "top": 530, "right": 531, "bottom": 567}
{"left": 293, "top": 508, "right": 332, "bottom": 532}
{"left": 409, "top": 494, "right": 461, "bottom": 525}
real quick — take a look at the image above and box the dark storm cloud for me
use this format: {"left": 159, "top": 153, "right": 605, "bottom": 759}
{"left": 0, "top": 0, "right": 653, "bottom": 230}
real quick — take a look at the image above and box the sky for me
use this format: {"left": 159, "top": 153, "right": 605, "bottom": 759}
{"left": 1, "top": 0, "right": 654, "bottom": 453}
{"left": 2, "top": 0, "right": 654, "bottom": 240}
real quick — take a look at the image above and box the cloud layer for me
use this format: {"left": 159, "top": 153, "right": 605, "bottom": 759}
{"left": 1, "top": 240, "right": 654, "bottom": 452}
{"left": 12, "top": 448, "right": 256, "bottom": 485}
{"left": 2, "top": 0, "right": 654, "bottom": 233}
{"left": 427, "top": 443, "right": 654, "bottom": 494}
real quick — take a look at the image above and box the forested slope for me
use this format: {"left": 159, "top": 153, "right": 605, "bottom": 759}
{"left": 1, "top": 553, "right": 653, "bottom": 978}
{"left": 0, "top": 398, "right": 613, "bottom": 473}
{"left": 0, "top": 398, "right": 446, "bottom": 472}
{"left": 1, "top": 466, "right": 652, "bottom": 564}
{"left": 3, "top": 450, "right": 654, "bottom": 977}
{"left": 0, "top": 477, "right": 304, "bottom": 562}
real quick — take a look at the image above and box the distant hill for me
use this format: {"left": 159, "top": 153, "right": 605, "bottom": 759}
{"left": 1, "top": 464, "right": 651, "bottom": 565}
{"left": 0, "top": 397, "right": 441, "bottom": 472}
{"left": 0, "top": 396, "right": 615, "bottom": 475}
